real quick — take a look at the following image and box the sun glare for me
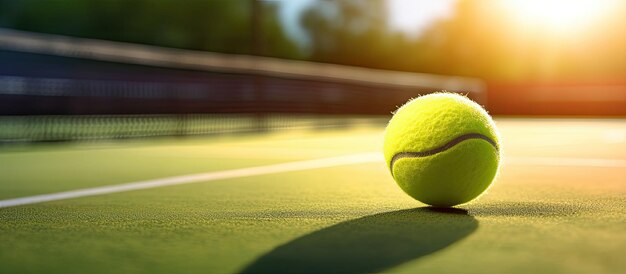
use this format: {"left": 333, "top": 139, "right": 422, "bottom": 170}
{"left": 503, "top": 0, "right": 615, "bottom": 34}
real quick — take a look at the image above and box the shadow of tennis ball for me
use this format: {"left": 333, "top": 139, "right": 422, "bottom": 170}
{"left": 239, "top": 207, "right": 478, "bottom": 274}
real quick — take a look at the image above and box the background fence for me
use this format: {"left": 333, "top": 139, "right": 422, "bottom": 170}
{"left": 0, "top": 28, "right": 485, "bottom": 143}
{"left": 0, "top": 114, "right": 389, "bottom": 143}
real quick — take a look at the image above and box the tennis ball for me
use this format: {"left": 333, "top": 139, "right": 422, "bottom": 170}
{"left": 384, "top": 93, "right": 500, "bottom": 207}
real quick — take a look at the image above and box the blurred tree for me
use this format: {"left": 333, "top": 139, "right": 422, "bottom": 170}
{"left": 1, "top": 0, "right": 624, "bottom": 81}
{"left": 300, "top": 0, "right": 400, "bottom": 69}
{"left": 299, "top": 0, "right": 626, "bottom": 81}
{"left": 0, "top": 0, "right": 302, "bottom": 59}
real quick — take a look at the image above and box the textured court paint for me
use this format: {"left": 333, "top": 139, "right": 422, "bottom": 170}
{"left": 0, "top": 127, "right": 387, "bottom": 200}
{"left": 1, "top": 157, "right": 624, "bottom": 274}
{"left": 0, "top": 120, "right": 625, "bottom": 274}
{"left": 1, "top": 155, "right": 622, "bottom": 209}
{"left": 0, "top": 152, "right": 381, "bottom": 208}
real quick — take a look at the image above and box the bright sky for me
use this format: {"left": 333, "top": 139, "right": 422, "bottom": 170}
{"left": 499, "top": 0, "right": 617, "bottom": 36}
{"left": 278, "top": 0, "right": 618, "bottom": 49}
{"left": 278, "top": 0, "right": 457, "bottom": 49}
{"left": 278, "top": 0, "right": 313, "bottom": 49}
{"left": 387, "top": 0, "right": 456, "bottom": 35}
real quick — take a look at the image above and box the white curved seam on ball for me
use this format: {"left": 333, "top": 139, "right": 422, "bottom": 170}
{"left": 389, "top": 133, "right": 499, "bottom": 174}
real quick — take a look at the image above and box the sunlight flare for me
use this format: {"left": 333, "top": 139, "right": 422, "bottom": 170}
{"left": 502, "top": 0, "right": 615, "bottom": 34}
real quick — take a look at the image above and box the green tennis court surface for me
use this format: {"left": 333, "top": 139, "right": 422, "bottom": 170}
{"left": 1, "top": 118, "right": 625, "bottom": 274}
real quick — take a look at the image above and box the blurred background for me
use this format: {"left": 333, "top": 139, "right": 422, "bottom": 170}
{"left": 0, "top": 0, "right": 624, "bottom": 142}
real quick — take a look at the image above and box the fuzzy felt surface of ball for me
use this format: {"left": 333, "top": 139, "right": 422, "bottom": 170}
{"left": 384, "top": 93, "right": 500, "bottom": 207}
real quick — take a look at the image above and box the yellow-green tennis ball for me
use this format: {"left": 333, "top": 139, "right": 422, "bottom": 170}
{"left": 384, "top": 93, "right": 500, "bottom": 207}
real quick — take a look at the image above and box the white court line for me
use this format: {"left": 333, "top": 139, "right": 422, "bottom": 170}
{"left": 0, "top": 152, "right": 382, "bottom": 209}
{"left": 506, "top": 157, "right": 626, "bottom": 168}
{"left": 1, "top": 154, "right": 624, "bottom": 209}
